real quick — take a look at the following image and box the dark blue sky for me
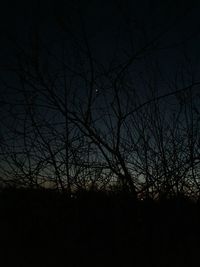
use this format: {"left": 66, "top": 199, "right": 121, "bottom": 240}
{"left": 0, "top": 0, "right": 200, "bottom": 190}
{"left": 0, "top": 0, "right": 200, "bottom": 105}
{"left": 0, "top": 0, "right": 200, "bottom": 60}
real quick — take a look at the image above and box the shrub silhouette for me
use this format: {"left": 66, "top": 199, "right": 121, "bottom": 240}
{"left": 1, "top": 187, "right": 200, "bottom": 266}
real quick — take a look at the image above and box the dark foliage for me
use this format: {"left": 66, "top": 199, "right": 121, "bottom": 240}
{"left": 1, "top": 187, "right": 200, "bottom": 267}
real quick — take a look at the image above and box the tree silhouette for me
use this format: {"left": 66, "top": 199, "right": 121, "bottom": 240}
{"left": 0, "top": 1, "right": 200, "bottom": 200}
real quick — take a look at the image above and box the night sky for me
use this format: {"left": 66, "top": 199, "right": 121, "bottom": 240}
{"left": 1, "top": 4, "right": 200, "bottom": 267}
{"left": 0, "top": 0, "right": 200, "bottom": 98}
{"left": 0, "top": 0, "right": 200, "bottom": 190}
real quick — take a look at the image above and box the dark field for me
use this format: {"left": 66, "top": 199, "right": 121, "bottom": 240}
{"left": 1, "top": 188, "right": 200, "bottom": 267}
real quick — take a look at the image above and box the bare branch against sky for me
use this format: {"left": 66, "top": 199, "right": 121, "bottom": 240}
{"left": 0, "top": 0, "right": 200, "bottom": 199}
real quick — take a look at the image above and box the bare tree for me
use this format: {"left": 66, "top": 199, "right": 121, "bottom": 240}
{"left": 0, "top": 0, "right": 200, "bottom": 199}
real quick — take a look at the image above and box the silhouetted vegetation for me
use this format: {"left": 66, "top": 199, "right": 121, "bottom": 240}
{"left": 1, "top": 186, "right": 200, "bottom": 266}
{"left": 1, "top": 1, "right": 200, "bottom": 266}
{"left": 0, "top": 1, "right": 200, "bottom": 199}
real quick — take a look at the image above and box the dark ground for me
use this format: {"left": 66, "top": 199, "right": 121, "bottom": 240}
{"left": 1, "top": 188, "right": 200, "bottom": 267}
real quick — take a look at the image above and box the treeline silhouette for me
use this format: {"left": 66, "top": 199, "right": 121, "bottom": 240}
{"left": 1, "top": 186, "right": 200, "bottom": 267}
{"left": 1, "top": 1, "right": 200, "bottom": 201}
{"left": 1, "top": 2, "right": 200, "bottom": 266}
